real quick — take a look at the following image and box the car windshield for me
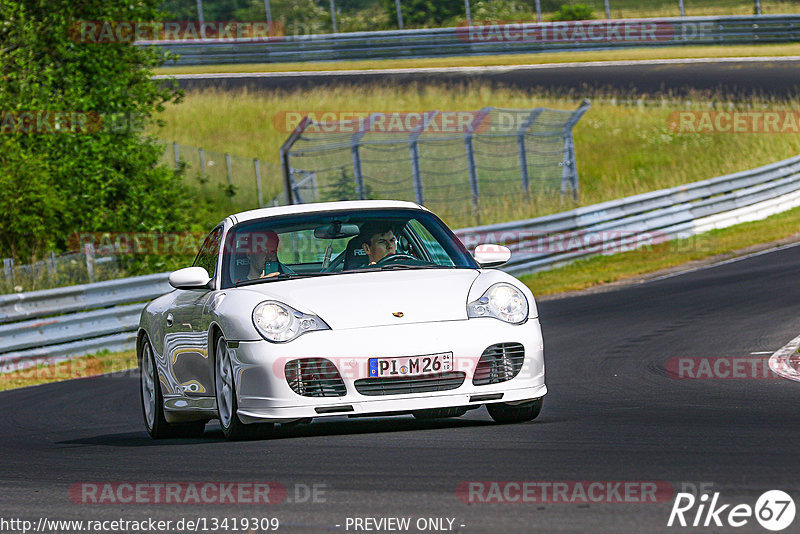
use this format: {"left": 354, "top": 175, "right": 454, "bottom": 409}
{"left": 220, "top": 208, "right": 477, "bottom": 289}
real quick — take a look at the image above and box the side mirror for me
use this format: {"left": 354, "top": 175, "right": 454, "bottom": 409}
{"left": 169, "top": 266, "right": 212, "bottom": 290}
{"left": 473, "top": 244, "right": 511, "bottom": 268}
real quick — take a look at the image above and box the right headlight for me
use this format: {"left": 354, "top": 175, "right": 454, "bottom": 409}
{"left": 467, "top": 283, "right": 528, "bottom": 324}
{"left": 252, "top": 301, "right": 329, "bottom": 343}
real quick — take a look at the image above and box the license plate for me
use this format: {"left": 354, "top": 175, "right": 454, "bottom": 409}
{"left": 368, "top": 352, "right": 453, "bottom": 378}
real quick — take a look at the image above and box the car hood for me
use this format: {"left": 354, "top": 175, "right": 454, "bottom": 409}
{"left": 240, "top": 269, "right": 481, "bottom": 330}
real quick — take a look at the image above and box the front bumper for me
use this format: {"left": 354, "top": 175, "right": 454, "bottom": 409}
{"left": 230, "top": 317, "right": 545, "bottom": 423}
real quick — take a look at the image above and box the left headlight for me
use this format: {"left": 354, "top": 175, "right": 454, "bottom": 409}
{"left": 252, "top": 301, "right": 330, "bottom": 343}
{"left": 467, "top": 283, "right": 529, "bottom": 324}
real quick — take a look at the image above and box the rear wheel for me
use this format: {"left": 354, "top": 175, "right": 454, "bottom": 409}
{"left": 139, "top": 336, "right": 206, "bottom": 439}
{"left": 486, "top": 398, "right": 543, "bottom": 424}
{"left": 214, "top": 335, "right": 274, "bottom": 441}
{"left": 412, "top": 407, "right": 469, "bottom": 420}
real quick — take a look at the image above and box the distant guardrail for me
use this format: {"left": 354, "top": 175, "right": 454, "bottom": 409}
{"left": 140, "top": 15, "right": 800, "bottom": 65}
{"left": 2, "top": 152, "right": 800, "bottom": 369}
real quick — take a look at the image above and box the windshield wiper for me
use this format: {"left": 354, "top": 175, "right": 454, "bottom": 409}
{"left": 235, "top": 273, "right": 308, "bottom": 286}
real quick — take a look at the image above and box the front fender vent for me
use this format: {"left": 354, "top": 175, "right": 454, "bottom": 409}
{"left": 285, "top": 358, "right": 347, "bottom": 397}
{"left": 473, "top": 342, "right": 525, "bottom": 386}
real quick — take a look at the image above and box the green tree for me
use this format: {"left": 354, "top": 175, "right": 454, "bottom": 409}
{"left": 381, "top": 0, "right": 465, "bottom": 27}
{"left": 0, "top": 0, "right": 191, "bottom": 264}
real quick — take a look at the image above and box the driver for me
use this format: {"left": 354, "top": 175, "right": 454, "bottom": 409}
{"left": 359, "top": 222, "right": 398, "bottom": 265}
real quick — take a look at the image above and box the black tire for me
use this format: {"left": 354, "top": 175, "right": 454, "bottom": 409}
{"left": 412, "top": 407, "right": 469, "bottom": 420}
{"left": 214, "top": 335, "right": 274, "bottom": 441}
{"left": 139, "top": 336, "right": 206, "bottom": 439}
{"left": 486, "top": 398, "right": 543, "bottom": 424}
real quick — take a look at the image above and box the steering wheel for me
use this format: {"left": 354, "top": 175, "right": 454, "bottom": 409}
{"left": 375, "top": 253, "right": 422, "bottom": 266}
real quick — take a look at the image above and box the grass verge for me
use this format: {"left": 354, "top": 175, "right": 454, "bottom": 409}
{"left": 0, "top": 350, "right": 137, "bottom": 391}
{"left": 521, "top": 203, "right": 800, "bottom": 296}
{"left": 155, "top": 44, "right": 800, "bottom": 75}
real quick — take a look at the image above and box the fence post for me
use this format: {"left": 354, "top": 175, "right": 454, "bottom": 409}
{"left": 516, "top": 108, "right": 543, "bottom": 196}
{"left": 3, "top": 258, "right": 13, "bottom": 284}
{"left": 604, "top": 0, "right": 611, "bottom": 19}
{"left": 254, "top": 158, "right": 264, "bottom": 207}
{"left": 351, "top": 113, "right": 383, "bottom": 200}
{"left": 754, "top": 0, "right": 761, "bottom": 15}
{"left": 561, "top": 99, "right": 591, "bottom": 201}
{"left": 408, "top": 111, "right": 438, "bottom": 205}
{"left": 84, "top": 243, "right": 95, "bottom": 283}
{"left": 47, "top": 251, "right": 57, "bottom": 280}
{"left": 464, "top": 108, "right": 492, "bottom": 226}
{"left": 173, "top": 142, "right": 180, "bottom": 169}
{"left": 199, "top": 148, "right": 206, "bottom": 185}
{"left": 535, "top": 0, "right": 542, "bottom": 22}
{"left": 225, "top": 153, "right": 233, "bottom": 186}
{"left": 679, "top": 0, "right": 685, "bottom": 16}
{"left": 280, "top": 116, "right": 313, "bottom": 205}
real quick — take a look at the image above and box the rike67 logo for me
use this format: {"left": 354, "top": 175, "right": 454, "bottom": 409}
{"left": 668, "top": 490, "right": 795, "bottom": 531}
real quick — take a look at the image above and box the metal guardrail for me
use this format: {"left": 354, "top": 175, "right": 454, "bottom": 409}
{"left": 2, "top": 152, "right": 800, "bottom": 369}
{"left": 141, "top": 15, "right": 800, "bottom": 65}
{"left": 455, "top": 155, "right": 800, "bottom": 274}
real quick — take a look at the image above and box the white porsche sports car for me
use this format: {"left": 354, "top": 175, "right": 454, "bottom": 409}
{"left": 138, "top": 200, "right": 546, "bottom": 440}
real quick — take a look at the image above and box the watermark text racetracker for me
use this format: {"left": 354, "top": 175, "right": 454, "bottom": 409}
{"left": 666, "top": 356, "right": 800, "bottom": 379}
{"left": 0, "top": 516, "right": 280, "bottom": 534}
{"left": 70, "top": 229, "right": 696, "bottom": 258}
{"left": 70, "top": 21, "right": 284, "bottom": 43}
{"left": 457, "top": 481, "right": 674, "bottom": 504}
{"left": 457, "top": 19, "right": 713, "bottom": 43}
{"left": 668, "top": 111, "right": 800, "bottom": 134}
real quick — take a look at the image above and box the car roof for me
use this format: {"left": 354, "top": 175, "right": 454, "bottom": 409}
{"left": 228, "top": 200, "right": 429, "bottom": 225}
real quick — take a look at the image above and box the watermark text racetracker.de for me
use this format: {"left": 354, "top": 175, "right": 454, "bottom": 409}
{"left": 0, "top": 111, "right": 145, "bottom": 135}
{"left": 0, "top": 516, "right": 280, "bottom": 534}
{"left": 69, "top": 481, "right": 326, "bottom": 505}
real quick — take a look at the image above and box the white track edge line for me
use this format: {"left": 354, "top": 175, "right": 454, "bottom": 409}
{"left": 153, "top": 56, "right": 800, "bottom": 79}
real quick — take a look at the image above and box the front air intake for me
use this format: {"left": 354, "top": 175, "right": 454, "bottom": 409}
{"left": 354, "top": 372, "right": 466, "bottom": 396}
{"left": 473, "top": 342, "right": 525, "bottom": 385}
{"left": 285, "top": 358, "right": 347, "bottom": 397}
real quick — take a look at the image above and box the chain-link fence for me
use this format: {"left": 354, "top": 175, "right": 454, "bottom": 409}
{"left": 280, "top": 101, "right": 590, "bottom": 227}
{"left": 163, "top": 142, "right": 284, "bottom": 212}
{"left": 1, "top": 247, "right": 124, "bottom": 294}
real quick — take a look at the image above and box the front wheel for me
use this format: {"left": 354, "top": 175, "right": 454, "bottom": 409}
{"left": 486, "top": 398, "right": 543, "bottom": 424}
{"left": 139, "top": 336, "right": 206, "bottom": 439}
{"left": 214, "top": 336, "right": 274, "bottom": 441}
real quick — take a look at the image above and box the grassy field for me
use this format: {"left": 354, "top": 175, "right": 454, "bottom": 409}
{"left": 156, "top": 43, "right": 800, "bottom": 75}
{"left": 155, "top": 84, "right": 800, "bottom": 228}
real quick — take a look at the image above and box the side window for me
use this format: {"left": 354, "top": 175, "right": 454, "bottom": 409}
{"left": 193, "top": 227, "right": 223, "bottom": 279}
{"left": 408, "top": 219, "right": 454, "bottom": 266}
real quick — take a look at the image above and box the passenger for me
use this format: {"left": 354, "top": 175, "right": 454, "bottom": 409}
{"left": 246, "top": 230, "right": 285, "bottom": 279}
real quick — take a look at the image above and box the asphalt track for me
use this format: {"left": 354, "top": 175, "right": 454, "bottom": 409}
{"left": 2, "top": 242, "right": 800, "bottom": 533}
{"left": 164, "top": 57, "right": 800, "bottom": 98}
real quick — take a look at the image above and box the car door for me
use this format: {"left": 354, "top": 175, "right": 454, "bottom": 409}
{"left": 164, "top": 227, "right": 222, "bottom": 398}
